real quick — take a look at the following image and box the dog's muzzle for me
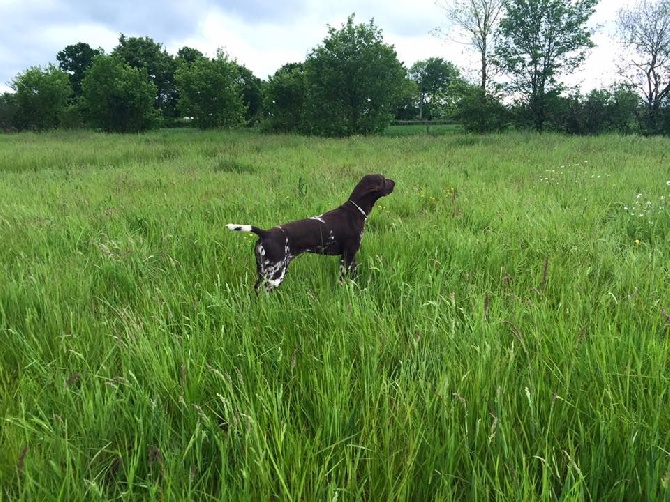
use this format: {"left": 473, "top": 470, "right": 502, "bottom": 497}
{"left": 384, "top": 178, "right": 396, "bottom": 195}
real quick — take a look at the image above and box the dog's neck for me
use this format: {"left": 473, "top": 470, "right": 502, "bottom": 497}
{"left": 347, "top": 199, "right": 367, "bottom": 218}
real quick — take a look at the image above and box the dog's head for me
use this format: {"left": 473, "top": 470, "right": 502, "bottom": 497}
{"left": 350, "top": 174, "right": 395, "bottom": 202}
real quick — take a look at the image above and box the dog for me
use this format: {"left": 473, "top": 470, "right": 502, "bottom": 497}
{"left": 227, "top": 174, "right": 395, "bottom": 292}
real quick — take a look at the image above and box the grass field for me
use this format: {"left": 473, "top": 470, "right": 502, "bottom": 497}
{"left": 0, "top": 128, "right": 669, "bottom": 500}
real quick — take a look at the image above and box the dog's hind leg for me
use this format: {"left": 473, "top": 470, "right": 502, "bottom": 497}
{"left": 254, "top": 239, "right": 291, "bottom": 292}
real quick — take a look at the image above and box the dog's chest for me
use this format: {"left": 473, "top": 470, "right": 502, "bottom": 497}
{"left": 303, "top": 215, "right": 339, "bottom": 253}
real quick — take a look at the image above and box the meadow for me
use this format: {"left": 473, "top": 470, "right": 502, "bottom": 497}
{"left": 0, "top": 127, "right": 668, "bottom": 500}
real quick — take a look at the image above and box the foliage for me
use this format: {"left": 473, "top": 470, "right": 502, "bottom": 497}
{"left": 176, "top": 46, "right": 205, "bottom": 65}
{"left": 113, "top": 35, "right": 178, "bottom": 122}
{"left": 455, "top": 85, "right": 510, "bottom": 131}
{"left": 10, "top": 64, "right": 72, "bottom": 131}
{"left": 435, "top": 0, "right": 505, "bottom": 89}
{"left": 601, "top": 83, "right": 643, "bottom": 133}
{"left": 658, "top": 103, "right": 670, "bottom": 133}
{"left": 408, "top": 58, "right": 465, "bottom": 119}
{"left": 0, "top": 130, "right": 669, "bottom": 499}
{"left": 552, "top": 84, "right": 641, "bottom": 134}
{"left": 304, "top": 15, "right": 407, "bottom": 136}
{"left": 236, "top": 64, "right": 264, "bottom": 124}
{"left": 495, "top": 0, "right": 599, "bottom": 131}
{"left": 56, "top": 42, "right": 102, "bottom": 100}
{"left": 616, "top": 0, "right": 670, "bottom": 134}
{"left": 80, "top": 55, "right": 159, "bottom": 133}
{"left": 393, "top": 78, "right": 421, "bottom": 120}
{"left": 10, "top": 19, "right": 670, "bottom": 136}
{"left": 263, "top": 63, "right": 308, "bottom": 132}
{"left": 0, "top": 92, "right": 18, "bottom": 131}
{"left": 175, "top": 50, "right": 245, "bottom": 129}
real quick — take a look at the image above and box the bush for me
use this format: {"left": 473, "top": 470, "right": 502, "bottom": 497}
{"left": 11, "top": 65, "right": 72, "bottom": 131}
{"left": 455, "top": 87, "right": 510, "bottom": 133}
{"left": 80, "top": 55, "right": 159, "bottom": 133}
{"left": 0, "top": 92, "right": 18, "bottom": 131}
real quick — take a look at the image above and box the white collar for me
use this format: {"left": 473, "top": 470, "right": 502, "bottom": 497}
{"left": 348, "top": 199, "right": 367, "bottom": 218}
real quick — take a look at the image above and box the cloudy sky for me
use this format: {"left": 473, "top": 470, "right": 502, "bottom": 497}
{"left": 0, "top": 0, "right": 637, "bottom": 95}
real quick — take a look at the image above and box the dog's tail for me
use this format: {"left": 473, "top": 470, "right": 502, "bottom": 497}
{"left": 227, "top": 223, "right": 266, "bottom": 237}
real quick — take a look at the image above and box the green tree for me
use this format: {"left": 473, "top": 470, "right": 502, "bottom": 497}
{"left": 264, "top": 63, "right": 308, "bottom": 132}
{"left": 176, "top": 47, "right": 205, "bottom": 65}
{"left": 236, "top": 64, "right": 264, "bottom": 124}
{"left": 495, "top": 0, "right": 599, "bottom": 131}
{"left": 175, "top": 50, "right": 245, "bottom": 129}
{"left": 11, "top": 64, "right": 71, "bottom": 131}
{"left": 394, "top": 77, "right": 421, "bottom": 120}
{"left": 304, "top": 15, "right": 407, "bottom": 136}
{"left": 455, "top": 85, "right": 510, "bottom": 131}
{"left": 607, "top": 83, "right": 642, "bottom": 133}
{"left": 57, "top": 42, "right": 101, "bottom": 100}
{"left": 80, "top": 55, "right": 159, "bottom": 132}
{"left": 113, "top": 35, "right": 178, "bottom": 122}
{"left": 616, "top": 0, "right": 670, "bottom": 134}
{"left": 174, "top": 47, "right": 206, "bottom": 125}
{"left": 556, "top": 84, "right": 641, "bottom": 134}
{"left": 409, "top": 58, "right": 464, "bottom": 119}
{"left": 0, "top": 92, "right": 18, "bottom": 131}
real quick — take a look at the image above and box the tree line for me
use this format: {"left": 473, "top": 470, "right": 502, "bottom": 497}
{"left": 2, "top": 1, "right": 670, "bottom": 136}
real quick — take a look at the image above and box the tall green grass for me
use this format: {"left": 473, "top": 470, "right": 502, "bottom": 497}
{"left": 0, "top": 129, "right": 669, "bottom": 500}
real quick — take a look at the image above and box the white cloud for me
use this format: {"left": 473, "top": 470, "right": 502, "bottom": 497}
{"left": 171, "top": 9, "right": 327, "bottom": 79}
{"left": 0, "top": 0, "right": 641, "bottom": 94}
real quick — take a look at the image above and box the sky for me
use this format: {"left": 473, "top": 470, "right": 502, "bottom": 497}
{"left": 0, "top": 0, "right": 638, "bottom": 95}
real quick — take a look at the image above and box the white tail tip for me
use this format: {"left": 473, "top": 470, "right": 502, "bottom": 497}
{"left": 227, "top": 224, "right": 252, "bottom": 232}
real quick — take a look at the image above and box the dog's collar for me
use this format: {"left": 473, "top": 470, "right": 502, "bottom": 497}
{"left": 348, "top": 199, "right": 367, "bottom": 218}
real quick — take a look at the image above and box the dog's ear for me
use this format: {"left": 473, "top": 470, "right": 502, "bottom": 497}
{"left": 350, "top": 174, "right": 389, "bottom": 200}
{"left": 362, "top": 174, "right": 386, "bottom": 193}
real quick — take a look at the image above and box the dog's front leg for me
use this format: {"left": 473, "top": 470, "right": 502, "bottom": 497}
{"left": 339, "top": 252, "right": 359, "bottom": 281}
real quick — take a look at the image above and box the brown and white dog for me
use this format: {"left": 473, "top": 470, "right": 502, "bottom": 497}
{"left": 227, "top": 174, "right": 395, "bottom": 292}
